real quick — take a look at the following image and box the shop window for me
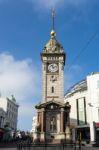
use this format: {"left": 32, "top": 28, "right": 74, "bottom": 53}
{"left": 76, "top": 97, "right": 87, "bottom": 125}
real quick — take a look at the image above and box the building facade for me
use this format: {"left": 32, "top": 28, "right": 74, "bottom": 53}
{"left": 64, "top": 72, "right": 99, "bottom": 143}
{"left": 33, "top": 15, "right": 71, "bottom": 143}
{"left": 0, "top": 108, "right": 6, "bottom": 128}
{"left": 0, "top": 96, "right": 19, "bottom": 130}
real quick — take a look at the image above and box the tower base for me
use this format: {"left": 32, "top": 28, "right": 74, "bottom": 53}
{"left": 33, "top": 132, "right": 71, "bottom": 144}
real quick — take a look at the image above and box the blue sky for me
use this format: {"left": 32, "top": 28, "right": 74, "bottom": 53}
{"left": 0, "top": 0, "right": 99, "bottom": 131}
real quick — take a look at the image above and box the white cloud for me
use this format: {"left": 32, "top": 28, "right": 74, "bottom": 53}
{"left": 0, "top": 53, "right": 40, "bottom": 102}
{"left": 0, "top": 52, "right": 41, "bottom": 130}
{"left": 0, "top": 53, "right": 83, "bottom": 130}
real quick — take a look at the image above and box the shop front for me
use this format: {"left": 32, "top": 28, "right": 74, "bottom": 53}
{"left": 76, "top": 127, "right": 90, "bottom": 143}
{"left": 95, "top": 122, "right": 99, "bottom": 142}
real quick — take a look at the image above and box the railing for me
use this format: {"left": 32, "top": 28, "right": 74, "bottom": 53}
{"left": 17, "top": 143, "right": 78, "bottom": 150}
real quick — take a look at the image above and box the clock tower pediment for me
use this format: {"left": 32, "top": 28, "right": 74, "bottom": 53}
{"left": 35, "top": 100, "right": 70, "bottom": 110}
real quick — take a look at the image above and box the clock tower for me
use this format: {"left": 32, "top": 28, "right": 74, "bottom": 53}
{"left": 41, "top": 29, "right": 65, "bottom": 103}
{"left": 34, "top": 12, "right": 71, "bottom": 144}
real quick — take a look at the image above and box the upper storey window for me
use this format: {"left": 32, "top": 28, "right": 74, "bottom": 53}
{"left": 51, "top": 87, "right": 54, "bottom": 93}
{"left": 76, "top": 97, "right": 87, "bottom": 125}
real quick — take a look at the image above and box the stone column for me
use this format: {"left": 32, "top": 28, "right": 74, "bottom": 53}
{"left": 37, "top": 112, "right": 39, "bottom": 123}
{"left": 65, "top": 111, "right": 71, "bottom": 141}
{"left": 37, "top": 112, "right": 41, "bottom": 131}
{"left": 41, "top": 109, "right": 45, "bottom": 132}
{"left": 67, "top": 112, "right": 70, "bottom": 126}
{"left": 60, "top": 108, "right": 64, "bottom": 132}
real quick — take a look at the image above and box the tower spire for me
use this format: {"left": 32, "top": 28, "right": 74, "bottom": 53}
{"left": 52, "top": 9, "right": 55, "bottom": 31}
{"left": 51, "top": 9, "right": 56, "bottom": 38}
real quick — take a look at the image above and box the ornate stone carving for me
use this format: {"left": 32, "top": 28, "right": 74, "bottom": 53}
{"left": 43, "top": 63, "right": 46, "bottom": 71}
{"left": 50, "top": 75, "right": 57, "bottom": 82}
{"left": 43, "top": 35, "right": 64, "bottom": 54}
{"left": 61, "top": 62, "right": 64, "bottom": 70}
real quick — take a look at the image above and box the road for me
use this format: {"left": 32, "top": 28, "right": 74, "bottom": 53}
{"left": 0, "top": 144, "right": 99, "bottom": 150}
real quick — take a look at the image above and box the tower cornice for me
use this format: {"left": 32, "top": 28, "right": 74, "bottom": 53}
{"left": 41, "top": 53, "right": 66, "bottom": 65}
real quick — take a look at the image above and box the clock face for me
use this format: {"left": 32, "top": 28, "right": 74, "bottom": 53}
{"left": 48, "top": 63, "right": 58, "bottom": 73}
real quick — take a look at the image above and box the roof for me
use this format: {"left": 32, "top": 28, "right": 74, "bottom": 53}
{"left": 65, "top": 79, "right": 87, "bottom": 98}
{"left": 35, "top": 100, "right": 70, "bottom": 109}
{"left": 65, "top": 72, "right": 99, "bottom": 98}
{"left": 88, "top": 72, "right": 99, "bottom": 75}
{"left": 6, "top": 96, "right": 19, "bottom": 107}
{"left": 43, "top": 30, "right": 64, "bottom": 54}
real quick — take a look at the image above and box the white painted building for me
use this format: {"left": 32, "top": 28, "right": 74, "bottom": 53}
{"left": 0, "top": 96, "right": 19, "bottom": 130}
{"left": 64, "top": 72, "right": 99, "bottom": 143}
{"left": 0, "top": 108, "right": 6, "bottom": 128}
